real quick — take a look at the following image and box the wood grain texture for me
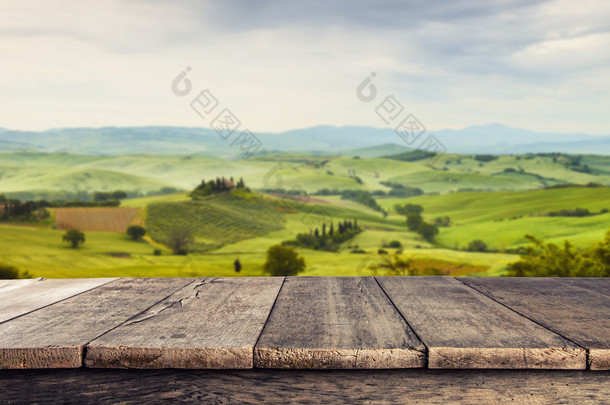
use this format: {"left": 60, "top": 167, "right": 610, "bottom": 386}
{"left": 459, "top": 277, "right": 610, "bottom": 370}
{"left": 0, "top": 278, "right": 193, "bottom": 369}
{"left": 377, "top": 277, "right": 585, "bottom": 369}
{"left": 86, "top": 277, "right": 284, "bottom": 369}
{"left": 1, "top": 369, "right": 608, "bottom": 404}
{"left": 255, "top": 277, "right": 425, "bottom": 369}
{"left": 557, "top": 277, "right": 610, "bottom": 297}
{"left": 0, "top": 278, "right": 43, "bottom": 294}
{"left": 0, "top": 278, "right": 118, "bottom": 324}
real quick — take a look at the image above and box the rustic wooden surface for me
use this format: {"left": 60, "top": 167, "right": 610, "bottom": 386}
{"left": 1, "top": 369, "right": 608, "bottom": 404}
{"left": 558, "top": 277, "right": 610, "bottom": 297}
{"left": 0, "top": 277, "right": 118, "bottom": 324}
{"left": 86, "top": 277, "right": 284, "bottom": 369}
{"left": 0, "top": 278, "right": 42, "bottom": 293}
{"left": 0, "top": 278, "right": 192, "bottom": 369}
{"left": 0, "top": 276, "right": 608, "bottom": 372}
{"left": 255, "top": 277, "right": 425, "bottom": 369}
{"left": 459, "top": 277, "right": 610, "bottom": 370}
{"left": 378, "top": 276, "right": 586, "bottom": 369}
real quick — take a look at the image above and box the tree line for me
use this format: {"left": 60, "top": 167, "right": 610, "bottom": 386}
{"left": 283, "top": 219, "right": 361, "bottom": 252}
{"left": 191, "top": 176, "right": 246, "bottom": 198}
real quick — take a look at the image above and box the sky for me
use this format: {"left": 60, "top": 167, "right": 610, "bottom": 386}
{"left": 1, "top": 0, "right": 609, "bottom": 134}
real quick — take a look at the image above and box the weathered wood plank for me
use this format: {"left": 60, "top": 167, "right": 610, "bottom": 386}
{"left": 0, "top": 278, "right": 193, "bottom": 369}
{"left": 0, "top": 278, "right": 43, "bottom": 294}
{"left": 377, "top": 277, "right": 585, "bottom": 369}
{"left": 1, "top": 369, "right": 608, "bottom": 404}
{"left": 254, "top": 277, "right": 425, "bottom": 369}
{"left": 85, "top": 277, "right": 284, "bottom": 369}
{"left": 459, "top": 277, "right": 610, "bottom": 370}
{"left": 0, "top": 278, "right": 118, "bottom": 324}
{"left": 557, "top": 277, "right": 610, "bottom": 297}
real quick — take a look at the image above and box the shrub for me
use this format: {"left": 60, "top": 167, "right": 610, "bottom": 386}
{"left": 127, "top": 225, "right": 146, "bottom": 241}
{"left": 394, "top": 203, "right": 424, "bottom": 216}
{"left": 474, "top": 154, "right": 498, "bottom": 162}
{"left": 387, "top": 240, "right": 402, "bottom": 248}
{"left": 166, "top": 228, "right": 194, "bottom": 255}
{"left": 406, "top": 213, "right": 423, "bottom": 231}
{"left": 433, "top": 216, "right": 452, "bottom": 227}
{"left": 467, "top": 239, "right": 488, "bottom": 252}
{"left": 0, "top": 263, "right": 19, "bottom": 279}
{"left": 264, "top": 245, "right": 306, "bottom": 276}
{"left": 62, "top": 229, "right": 85, "bottom": 249}
{"left": 417, "top": 222, "right": 439, "bottom": 242}
{"left": 153, "top": 249, "right": 162, "bottom": 256}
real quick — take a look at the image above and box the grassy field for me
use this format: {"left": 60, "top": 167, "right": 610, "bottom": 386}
{"left": 0, "top": 188, "right": 517, "bottom": 278}
{"left": 379, "top": 187, "right": 610, "bottom": 250}
{"left": 0, "top": 222, "right": 515, "bottom": 279}
{"left": 1, "top": 151, "right": 610, "bottom": 279}
{"left": 2, "top": 151, "right": 610, "bottom": 197}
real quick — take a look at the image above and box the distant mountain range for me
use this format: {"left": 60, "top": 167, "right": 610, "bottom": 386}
{"left": 0, "top": 124, "right": 608, "bottom": 156}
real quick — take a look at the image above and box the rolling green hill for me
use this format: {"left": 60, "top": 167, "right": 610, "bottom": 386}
{"left": 2, "top": 151, "right": 610, "bottom": 197}
{"left": 381, "top": 186, "right": 610, "bottom": 250}
{"left": 145, "top": 189, "right": 288, "bottom": 250}
{"left": 1, "top": 150, "right": 610, "bottom": 280}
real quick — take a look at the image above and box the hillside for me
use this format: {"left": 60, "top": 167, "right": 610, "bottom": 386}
{"left": 1, "top": 124, "right": 609, "bottom": 155}
{"left": 381, "top": 187, "right": 610, "bottom": 250}
{"left": 2, "top": 151, "right": 610, "bottom": 199}
{"left": 145, "top": 189, "right": 289, "bottom": 251}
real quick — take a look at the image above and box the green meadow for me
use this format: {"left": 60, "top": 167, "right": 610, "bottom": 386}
{"left": 1, "top": 150, "right": 609, "bottom": 279}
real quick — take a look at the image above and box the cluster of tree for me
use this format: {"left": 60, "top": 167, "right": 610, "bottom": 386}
{"left": 283, "top": 219, "right": 361, "bottom": 252}
{"left": 312, "top": 188, "right": 342, "bottom": 196}
{"left": 0, "top": 263, "right": 32, "bottom": 279}
{"left": 502, "top": 167, "right": 524, "bottom": 173}
{"left": 260, "top": 188, "right": 308, "bottom": 196}
{"left": 146, "top": 187, "right": 183, "bottom": 196}
{"left": 382, "top": 240, "right": 403, "bottom": 248}
{"left": 508, "top": 232, "right": 610, "bottom": 277}
{"left": 545, "top": 208, "right": 608, "bottom": 217}
{"left": 473, "top": 154, "right": 498, "bottom": 162}
{"left": 191, "top": 176, "right": 246, "bottom": 198}
{"left": 379, "top": 182, "right": 424, "bottom": 197}
{"left": 264, "top": 245, "right": 306, "bottom": 276}
{"left": 313, "top": 187, "right": 423, "bottom": 199}
{"left": 385, "top": 150, "right": 437, "bottom": 162}
{"left": 433, "top": 216, "right": 452, "bottom": 227}
{"left": 340, "top": 190, "right": 386, "bottom": 215}
{"left": 545, "top": 183, "right": 606, "bottom": 190}
{"left": 93, "top": 190, "right": 128, "bottom": 202}
{"left": 400, "top": 204, "right": 439, "bottom": 242}
{"left": 1, "top": 188, "right": 180, "bottom": 206}
{"left": 0, "top": 197, "right": 50, "bottom": 221}
{"left": 466, "top": 239, "right": 488, "bottom": 252}
{"left": 0, "top": 196, "right": 125, "bottom": 222}
{"left": 394, "top": 203, "right": 423, "bottom": 216}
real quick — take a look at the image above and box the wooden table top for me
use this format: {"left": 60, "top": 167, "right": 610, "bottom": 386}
{"left": 0, "top": 276, "right": 608, "bottom": 371}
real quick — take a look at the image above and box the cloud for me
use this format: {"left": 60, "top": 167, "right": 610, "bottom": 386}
{"left": 0, "top": 0, "right": 608, "bottom": 134}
